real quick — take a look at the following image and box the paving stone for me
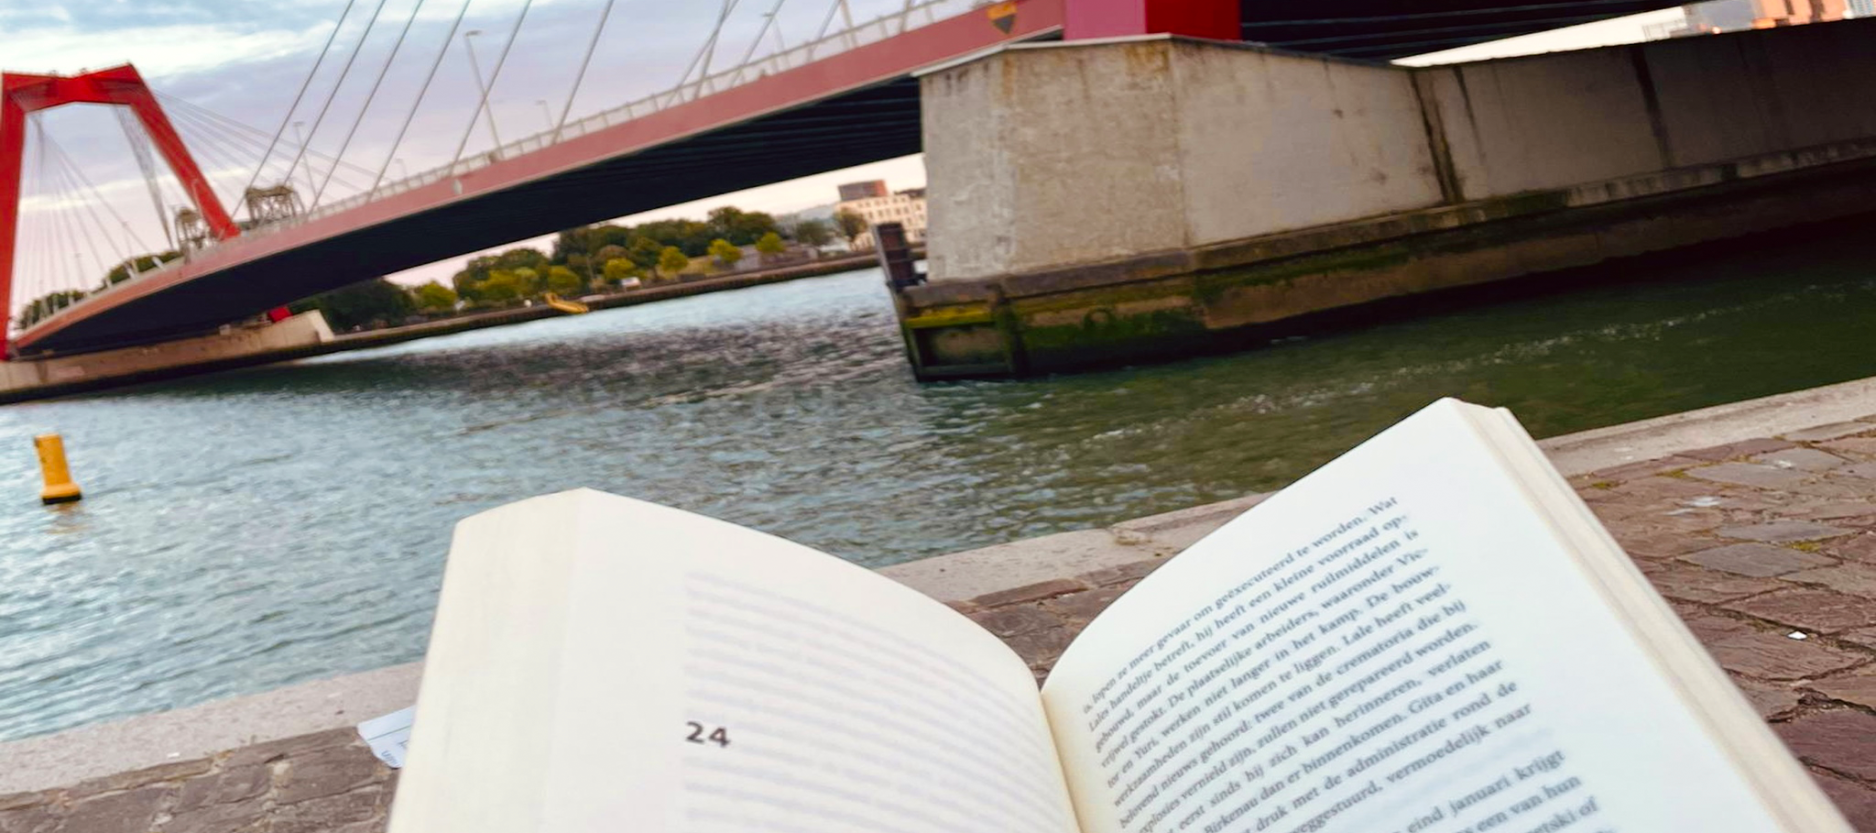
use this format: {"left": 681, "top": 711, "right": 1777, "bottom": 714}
{"left": 968, "top": 604, "right": 1060, "bottom": 638}
{"left": 1673, "top": 606, "right": 1758, "bottom": 643}
{"left": 1582, "top": 455, "right": 1703, "bottom": 484}
{"left": 1043, "top": 585, "right": 1128, "bottom": 622}
{"left": 0, "top": 794, "right": 44, "bottom": 813}
{"left": 1614, "top": 528, "right": 1720, "bottom": 559}
{"left": 173, "top": 765, "right": 271, "bottom": 814}
{"left": 0, "top": 805, "right": 58, "bottom": 833}
{"left": 1078, "top": 559, "right": 1163, "bottom": 588}
{"left": 269, "top": 787, "right": 383, "bottom": 833}
{"left": 1685, "top": 462, "right": 1812, "bottom": 489}
{"left": 1844, "top": 463, "right": 1876, "bottom": 481}
{"left": 275, "top": 747, "right": 385, "bottom": 806}
{"left": 1755, "top": 447, "right": 1850, "bottom": 472}
{"left": 225, "top": 726, "right": 361, "bottom": 768}
{"left": 1007, "top": 625, "right": 1076, "bottom": 672}
{"left": 1784, "top": 423, "right": 1876, "bottom": 443}
{"left": 70, "top": 756, "right": 213, "bottom": 798}
{"left": 1805, "top": 504, "right": 1876, "bottom": 522}
{"left": 65, "top": 785, "right": 170, "bottom": 833}
{"left": 1706, "top": 629, "right": 1866, "bottom": 679}
{"left": 1641, "top": 561, "right": 1783, "bottom": 603}
{"left": 1810, "top": 770, "right": 1876, "bottom": 832}
{"left": 1778, "top": 710, "right": 1876, "bottom": 781}
{"left": 1836, "top": 627, "right": 1876, "bottom": 652}
{"left": 1725, "top": 589, "right": 1876, "bottom": 633}
{"left": 1682, "top": 542, "right": 1836, "bottom": 577}
{"left": 1715, "top": 520, "right": 1855, "bottom": 544}
{"left": 1606, "top": 476, "right": 1723, "bottom": 504}
{"left": 1786, "top": 563, "right": 1876, "bottom": 599}
{"left": 160, "top": 798, "right": 269, "bottom": 833}
{"left": 1824, "top": 534, "right": 1876, "bottom": 561}
{"left": 1682, "top": 438, "right": 1797, "bottom": 461}
{"left": 1729, "top": 674, "right": 1801, "bottom": 718}
{"left": 1810, "top": 670, "right": 1876, "bottom": 711}
{"left": 970, "top": 578, "right": 1089, "bottom": 608}
{"left": 1822, "top": 437, "right": 1876, "bottom": 460}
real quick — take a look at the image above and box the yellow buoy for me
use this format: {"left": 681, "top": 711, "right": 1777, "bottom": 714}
{"left": 34, "top": 434, "right": 82, "bottom": 505}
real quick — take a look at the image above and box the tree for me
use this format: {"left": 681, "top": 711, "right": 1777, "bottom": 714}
{"left": 602, "top": 258, "right": 640, "bottom": 285}
{"left": 474, "top": 271, "right": 527, "bottom": 304}
{"left": 15, "top": 289, "right": 87, "bottom": 329}
{"left": 755, "top": 231, "right": 786, "bottom": 258}
{"left": 833, "top": 209, "right": 869, "bottom": 246}
{"left": 708, "top": 238, "right": 743, "bottom": 268}
{"left": 594, "top": 244, "right": 626, "bottom": 265}
{"left": 412, "top": 282, "right": 458, "bottom": 313}
{"left": 497, "top": 247, "right": 549, "bottom": 271}
{"left": 288, "top": 279, "right": 413, "bottom": 330}
{"left": 101, "top": 251, "right": 181, "bottom": 288}
{"left": 545, "top": 265, "right": 584, "bottom": 296}
{"left": 791, "top": 219, "right": 832, "bottom": 247}
{"left": 627, "top": 236, "right": 664, "bottom": 269}
{"left": 705, "top": 206, "right": 779, "bottom": 246}
{"left": 657, "top": 246, "right": 691, "bottom": 279}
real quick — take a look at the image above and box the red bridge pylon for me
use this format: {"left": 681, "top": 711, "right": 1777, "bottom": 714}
{"left": 0, "top": 64, "right": 241, "bottom": 359}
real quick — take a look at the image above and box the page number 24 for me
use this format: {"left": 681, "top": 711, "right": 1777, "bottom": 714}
{"left": 686, "top": 722, "right": 730, "bottom": 748}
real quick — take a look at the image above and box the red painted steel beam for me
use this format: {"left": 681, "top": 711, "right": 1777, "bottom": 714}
{"left": 1, "top": 65, "right": 239, "bottom": 358}
{"left": 1064, "top": 0, "right": 1240, "bottom": 40}
{"left": 14, "top": 0, "right": 1067, "bottom": 354}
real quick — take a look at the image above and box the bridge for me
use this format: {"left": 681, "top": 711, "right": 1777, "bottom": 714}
{"left": 0, "top": 0, "right": 1731, "bottom": 359}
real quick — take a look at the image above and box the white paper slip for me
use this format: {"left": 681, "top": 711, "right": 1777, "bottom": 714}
{"left": 357, "top": 706, "right": 415, "bottom": 768}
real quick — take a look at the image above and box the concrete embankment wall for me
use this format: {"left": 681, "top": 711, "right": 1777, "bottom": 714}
{"left": 907, "top": 20, "right": 1876, "bottom": 376}
{"left": 0, "top": 312, "right": 334, "bottom": 401}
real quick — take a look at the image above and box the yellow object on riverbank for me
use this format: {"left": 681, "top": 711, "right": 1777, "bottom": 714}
{"left": 34, "top": 434, "right": 81, "bottom": 505}
{"left": 542, "top": 294, "right": 589, "bottom": 315}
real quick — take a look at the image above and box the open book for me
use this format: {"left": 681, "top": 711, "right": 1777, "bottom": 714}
{"left": 385, "top": 399, "right": 1852, "bottom": 833}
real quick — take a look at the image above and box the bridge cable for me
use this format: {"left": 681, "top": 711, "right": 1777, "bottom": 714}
{"left": 44, "top": 144, "right": 112, "bottom": 289}
{"left": 160, "top": 94, "right": 381, "bottom": 180}
{"left": 277, "top": 0, "right": 395, "bottom": 211}
{"left": 550, "top": 0, "right": 620, "bottom": 143}
{"left": 693, "top": 0, "right": 745, "bottom": 100}
{"left": 161, "top": 97, "right": 374, "bottom": 196}
{"left": 48, "top": 143, "right": 125, "bottom": 283}
{"left": 728, "top": 0, "right": 791, "bottom": 87}
{"left": 44, "top": 134, "right": 154, "bottom": 263}
{"left": 238, "top": 0, "right": 362, "bottom": 214}
{"left": 311, "top": 0, "right": 431, "bottom": 210}
{"left": 666, "top": 0, "right": 742, "bottom": 106}
{"left": 115, "top": 111, "right": 178, "bottom": 252}
{"left": 365, "top": 0, "right": 475, "bottom": 195}
{"left": 447, "top": 0, "right": 536, "bottom": 170}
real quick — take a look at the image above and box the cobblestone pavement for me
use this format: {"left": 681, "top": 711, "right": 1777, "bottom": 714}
{"left": 13, "top": 418, "right": 1876, "bottom": 831}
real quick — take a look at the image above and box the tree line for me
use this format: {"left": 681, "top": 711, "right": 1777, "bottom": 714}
{"left": 12, "top": 205, "right": 844, "bottom": 333}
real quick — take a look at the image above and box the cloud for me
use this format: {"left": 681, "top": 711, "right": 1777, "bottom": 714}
{"left": 2, "top": 22, "right": 330, "bottom": 78}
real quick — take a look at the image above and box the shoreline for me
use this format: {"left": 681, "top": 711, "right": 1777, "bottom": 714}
{"left": 7, "top": 373, "right": 1876, "bottom": 800}
{"left": 0, "top": 251, "right": 901, "bottom": 405}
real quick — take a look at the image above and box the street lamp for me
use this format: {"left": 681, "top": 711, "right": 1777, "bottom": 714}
{"left": 535, "top": 99, "right": 553, "bottom": 133}
{"left": 394, "top": 158, "right": 409, "bottom": 179}
{"left": 462, "top": 29, "right": 503, "bottom": 150}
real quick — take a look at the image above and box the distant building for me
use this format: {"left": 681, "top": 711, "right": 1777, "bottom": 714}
{"left": 836, "top": 180, "right": 890, "bottom": 202}
{"left": 1677, "top": 0, "right": 1845, "bottom": 32}
{"left": 835, "top": 185, "right": 928, "bottom": 251}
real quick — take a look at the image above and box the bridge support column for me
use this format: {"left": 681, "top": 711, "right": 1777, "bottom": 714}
{"left": 895, "top": 21, "right": 1876, "bottom": 379}
{"left": 1063, "top": 0, "right": 1239, "bottom": 40}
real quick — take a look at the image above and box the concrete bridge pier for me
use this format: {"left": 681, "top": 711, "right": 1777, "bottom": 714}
{"left": 896, "top": 19, "right": 1876, "bottom": 379}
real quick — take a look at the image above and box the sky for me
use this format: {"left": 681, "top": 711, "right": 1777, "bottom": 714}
{"left": 2, "top": 0, "right": 1683, "bottom": 303}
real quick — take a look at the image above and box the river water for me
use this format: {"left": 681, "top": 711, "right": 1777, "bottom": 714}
{"left": 4, "top": 229, "right": 1876, "bottom": 742}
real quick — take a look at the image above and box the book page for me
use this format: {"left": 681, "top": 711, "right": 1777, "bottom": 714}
{"left": 387, "top": 489, "right": 1078, "bottom": 833}
{"left": 1041, "top": 400, "right": 1827, "bottom": 833}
